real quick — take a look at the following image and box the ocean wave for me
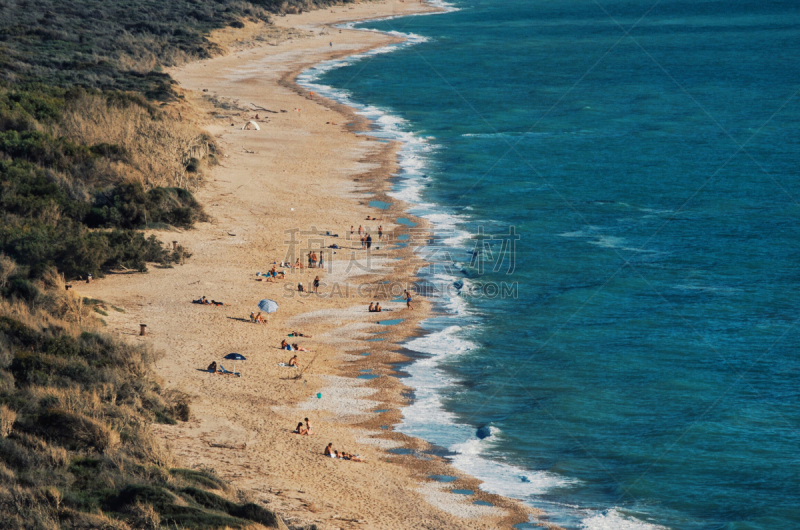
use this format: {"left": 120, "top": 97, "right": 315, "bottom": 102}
{"left": 450, "top": 432, "right": 576, "bottom": 498}
{"left": 580, "top": 509, "right": 669, "bottom": 530}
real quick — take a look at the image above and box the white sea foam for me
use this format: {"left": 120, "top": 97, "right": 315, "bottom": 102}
{"left": 297, "top": 10, "right": 664, "bottom": 530}
{"left": 580, "top": 509, "right": 669, "bottom": 530}
{"left": 449, "top": 430, "right": 575, "bottom": 498}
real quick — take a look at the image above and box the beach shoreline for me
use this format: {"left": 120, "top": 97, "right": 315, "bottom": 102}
{"left": 79, "top": 2, "right": 542, "bottom": 528}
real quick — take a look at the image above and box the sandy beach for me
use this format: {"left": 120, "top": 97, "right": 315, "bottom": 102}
{"left": 80, "top": 2, "right": 539, "bottom": 528}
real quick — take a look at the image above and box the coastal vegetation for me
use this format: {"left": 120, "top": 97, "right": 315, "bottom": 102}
{"left": 0, "top": 0, "right": 350, "bottom": 527}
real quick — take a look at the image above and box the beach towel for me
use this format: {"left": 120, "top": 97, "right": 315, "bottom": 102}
{"left": 220, "top": 365, "right": 241, "bottom": 376}
{"left": 277, "top": 363, "right": 298, "bottom": 368}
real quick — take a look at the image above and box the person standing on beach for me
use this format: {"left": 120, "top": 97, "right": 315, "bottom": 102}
{"left": 405, "top": 290, "right": 414, "bottom": 310}
{"left": 311, "top": 251, "right": 318, "bottom": 268}
{"left": 307, "top": 252, "right": 313, "bottom": 268}
{"left": 366, "top": 234, "right": 372, "bottom": 250}
{"left": 318, "top": 251, "right": 324, "bottom": 270}
{"left": 378, "top": 225, "right": 383, "bottom": 239}
{"left": 313, "top": 276, "right": 320, "bottom": 293}
{"left": 358, "top": 225, "right": 363, "bottom": 235}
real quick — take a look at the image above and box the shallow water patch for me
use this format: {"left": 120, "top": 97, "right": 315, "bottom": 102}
{"left": 429, "top": 474, "right": 457, "bottom": 483}
{"left": 369, "top": 200, "right": 392, "bottom": 210}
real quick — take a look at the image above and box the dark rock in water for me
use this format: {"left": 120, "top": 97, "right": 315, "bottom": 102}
{"left": 520, "top": 475, "right": 531, "bottom": 483}
{"left": 453, "top": 280, "right": 464, "bottom": 290}
{"left": 476, "top": 426, "right": 492, "bottom": 439}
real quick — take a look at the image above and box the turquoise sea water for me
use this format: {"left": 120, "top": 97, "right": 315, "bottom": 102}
{"left": 300, "top": 1, "right": 800, "bottom": 528}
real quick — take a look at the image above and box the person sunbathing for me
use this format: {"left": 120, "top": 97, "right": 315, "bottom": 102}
{"left": 280, "top": 340, "right": 291, "bottom": 350}
{"left": 250, "top": 312, "right": 256, "bottom": 322}
{"left": 294, "top": 258, "right": 303, "bottom": 269}
{"left": 207, "top": 361, "right": 218, "bottom": 373}
{"left": 293, "top": 422, "right": 308, "bottom": 435}
{"left": 288, "top": 355, "right": 299, "bottom": 367}
{"left": 297, "top": 282, "right": 304, "bottom": 292}
{"left": 324, "top": 443, "right": 333, "bottom": 456}
{"left": 375, "top": 303, "right": 382, "bottom": 312}
{"left": 255, "top": 312, "right": 265, "bottom": 323}
{"left": 292, "top": 344, "right": 310, "bottom": 352}
{"left": 305, "top": 417, "right": 314, "bottom": 435}
{"left": 368, "top": 302, "right": 375, "bottom": 312}
{"left": 289, "top": 331, "right": 312, "bottom": 337}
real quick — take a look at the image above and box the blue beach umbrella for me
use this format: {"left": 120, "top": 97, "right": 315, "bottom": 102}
{"left": 258, "top": 299, "right": 279, "bottom": 313}
{"left": 256, "top": 299, "right": 279, "bottom": 323}
{"left": 224, "top": 352, "right": 246, "bottom": 376}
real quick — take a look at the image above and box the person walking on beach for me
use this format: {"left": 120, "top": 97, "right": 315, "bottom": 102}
{"left": 405, "top": 289, "right": 414, "bottom": 310}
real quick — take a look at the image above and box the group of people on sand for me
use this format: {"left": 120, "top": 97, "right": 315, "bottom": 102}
{"left": 350, "top": 225, "right": 382, "bottom": 245}
{"left": 193, "top": 296, "right": 225, "bottom": 306}
{"left": 359, "top": 234, "right": 372, "bottom": 250}
{"left": 250, "top": 311, "right": 268, "bottom": 323}
{"left": 324, "top": 442, "right": 364, "bottom": 462}
{"left": 367, "top": 290, "right": 414, "bottom": 313}
{"left": 293, "top": 418, "right": 314, "bottom": 435}
{"left": 297, "top": 275, "right": 320, "bottom": 293}
{"left": 280, "top": 339, "right": 310, "bottom": 352}
{"left": 306, "top": 251, "right": 323, "bottom": 269}
{"left": 257, "top": 266, "right": 285, "bottom": 282}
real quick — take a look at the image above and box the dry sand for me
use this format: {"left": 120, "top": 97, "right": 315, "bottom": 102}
{"left": 80, "top": 2, "right": 542, "bottom": 528}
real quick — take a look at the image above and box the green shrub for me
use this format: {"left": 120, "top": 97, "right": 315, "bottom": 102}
{"left": 32, "top": 409, "right": 119, "bottom": 453}
{"left": 232, "top": 502, "right": 280, "bottom": 527}
{"left": 169, "top": 468, "right": 226, "bottom": 490}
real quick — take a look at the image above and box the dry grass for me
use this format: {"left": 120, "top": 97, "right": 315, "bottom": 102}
{"left": 0, "top": 406, "right": 16, "bottom": 438}
{"left": 59, "top": 94, "right": 212, "bottom": 190}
